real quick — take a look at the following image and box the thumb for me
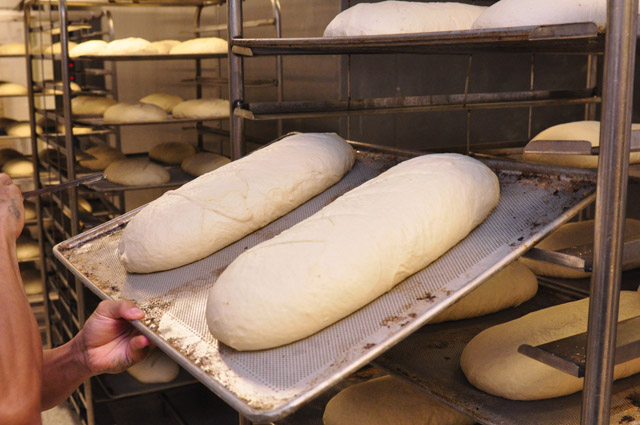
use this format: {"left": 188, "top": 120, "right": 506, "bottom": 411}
{"left": 128, "top": 334, "right": 152, "bottom": 365}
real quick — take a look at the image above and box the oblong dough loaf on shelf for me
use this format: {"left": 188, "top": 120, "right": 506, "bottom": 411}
{"left": 99, "top": 37, "right": 159, "bottom": 55}
{"left": 149, "top": 142, "right": 196, "bottom": 165}
{"left": 150, "top": 40, "right": 180, "bottom": 54}
{"left": 461, "top": 291, "right": 640, "bottom": 400}
{"left": 17, "top": 234, "right": 39, "bottom": 262}
{"left": 72, "top": 96, "right": 117, "bottom": 116}
{"left": 0, "top": 42, "right": 26, "bottom": 55}
{"left": 69, "top": 39, "right": 108, "bottom": 57}
{"left": 6, "top": 121, "right": 42, "bottom": 137}
{"left": 323, "top": 1, "right": 487, "bottom": 36}
{"left": 103, "top": 102, "right": 168, "bottom": 123}
{"left": 78, "top": 145, "right": 126, "bottom": 170}
{"left": 206, "top": 153, "right": 500, "bottom": 351}
{"left": 181, "top": 152, "right": 230, "bottom": 177}
{"left": 21, "top": 267, "right": 42, "bottom": 296}
{"left": 105, "top": 158, "right": 170, "bottom": 186}
{"left": 169, "top": 37, "right": 228, "bottom": 54}
{"left": 3, "top": 157, "right": 33, "bottom": 178}
{"left": 139, "top": 93, "right": 184, "bottom": 113}
{"left": 118, "top": 133, "right": 355, "bottom": 273}
{"left": 171, "top": 98, "right": 229, "bottom": 119}
{"left": 0, "top": 82, "right": 27, "bottom": 95}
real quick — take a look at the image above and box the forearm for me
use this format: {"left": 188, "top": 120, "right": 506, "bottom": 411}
{"left": 41, "top": 338, "right": 91, "bottom": 410}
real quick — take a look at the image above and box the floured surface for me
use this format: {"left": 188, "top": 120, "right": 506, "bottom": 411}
{"left": 54, "top": 151, "right": 596, "bottom": 422}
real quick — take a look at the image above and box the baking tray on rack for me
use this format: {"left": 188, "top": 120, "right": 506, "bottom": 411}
{"left": 48, "top": 53, "right": 227, "bottom": 61}
{"left": 73, "top": 115, "right": 228, "bottom": 127}
{"left": 53, "top": 143, "right": 597, "bottom": 422}
{"left": 89, "top": 166, "right": 193, "bottom": 192}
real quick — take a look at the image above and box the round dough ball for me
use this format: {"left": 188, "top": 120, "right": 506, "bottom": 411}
{"left": 24, "top": 201, "right": 37, "bottom": 221}
{"left": 105, "top": 158, "right": 170, "bottom": 186}
{"left": 6, "top": 121, "right": 42, "bottom": 137}
{"left": 103, "top": 102, "right": 168, "bottom": 123}
{"left": 0, "top": 148, "right": 25, "bottom": 167}
{"left": 149, "top": 142, "right": 196, "bottom": 165}
{"left": 0, "top": 42, "right": 26, "bottom": 55}
{"left": 17, "top": 234, "right": 39, "bottom": 261}
{"left": 126, "top": 349, "right": 180, "bottom": 384}
{"left": 181, "top": 152, "right": 230, "bottom": 177}
{"left": 3, "top": 157, "right": 33, "bottom": 178}
{"left": 78, "top": 145, "right": 126, "bottom": 170}
{"left": 171, "top": 98, "right": 229, "bottom": 119}
{"left": 72, "top": 96, "right": 117, "bottom": 116}
{"left": 169, "top": 37, "right": 228, "bottom": 55}
{"left": 99, "top": 37, "right": 159, "bottom": 56}
{"left": 150, "top": 40, "right": 180, "bottom": 54}
{"left": 69, "top": 39, "right": 108, "bottom": 57}
{"left": 323, "top": 375, "right": 474, "bottom": 425}
{"left": 21, "top": 267, "right": 42, "bottom": 296}
{"left": 0, "top": 82, "right": 27, "bottom": 95}
{"left": 139, "top": 93, "right": 184, "bottom": 113}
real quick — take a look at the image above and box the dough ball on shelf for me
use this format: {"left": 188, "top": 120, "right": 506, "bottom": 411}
{"left": 103, "top": 102, "right": 168, "bottom": 123}
{"left": 169, "top": 37, "right": 228, "bottom": 55}
{"left": 72, "top": 96, "right": 117, "bottom": 116}
{"left": 20, "top": 267, "right": 42, "bottom": 296}
{"left": 69, "top": 39, "right": 108, "bottom": 57}
{"left": 78, "top": 145, "right": 126, "bottom": 170}
{"left": 171, "top": 98, "right": 229, "bottom": 119}
{"left": 149, "top": 142, "right": 196, "bottom": 165}
{"left": 105, "top": 158, "right": 170, "bottom": 186}
{"left": 126, "top": 349, "right": 180, "bottom": 384}
{"left": 0, "top": 82, "right": 27, "bottom": 95}
{"left": 99, "top": 37, "right": 159, "bottom": 56}
{"left": 6, "top": 121, "right": 42, "bottom": 137}
{"left": 44, "top": 81, "right": 82, "bottom": 95}
{"left": 24, "top": 201, "right": 37, "bottom": 221}
{"left": 150, "top": 40, "right": 180, "bottom": 54}
{"left": 0, "top": 117, "right": 17, "bottom": 130}
{"left": 139, "top": 93, "right": 184, "bottom": 113}
{"left": 181, "top": 152, "right": 230, "bottom": 177}
{"left": 0, "top": 42, "right": 26, "bottom": 55}
{"left": 3, "top": 157, "right": 33, "bottom": 178}
{"left": 17, "top": 234, "right": 39, "bottom": 262}
{"left": 56, "top": 123, "right": 94, "bottom": 135}
{"left": 0, "top": 148, "right": 25, "bottom": 167}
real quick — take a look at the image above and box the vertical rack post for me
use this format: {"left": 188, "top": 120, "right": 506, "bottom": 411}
{"left": 228, "top": 0, "right": 245, "bottom": 160}
{"left": 581, "top": 0, "right": 638, "bottom": 424}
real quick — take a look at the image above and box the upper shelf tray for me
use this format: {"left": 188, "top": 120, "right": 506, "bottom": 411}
{"left": 73, "top": 115, "right": 228, "bottom": 127}
{"left": 33, "top": 52, "right": 227, "bottom": 61}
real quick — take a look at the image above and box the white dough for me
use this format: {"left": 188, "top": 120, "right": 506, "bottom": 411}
{"left": 21, "top": 267, "right": 42, "bottom": 296}
{"left": 171, "top": 98, "right": 229, "bottom": 119}
{"left": 3, "top": 157, "right": 33, "bottom": 178}
{"left": 0, "top": 148, "right": 24, "bottom": 166}
{"left": 118, "top": 133, "right": 355, "bottom": 273}
{"left": 148, "top": 142, "right": 196, "bottom": 165}
{"left": 323, "top": 375, "right": 474, "bottom": 425}
{"left": 24, "top": 201, "right": 37, "bottom": 221}
{"left": 0, "top": 82, "right": 27, "bottom": 95}
{"left": 71, "top": 96, "right": 117, "bottom": 116}
{"left": 0, "top": 42, "right": 25, "bottom": 55}
{"left": 461, "top": 291, "right": 640, "bottom": 400}
{"left": 69, "top": 40, "right": 108, "bottom": 57}
{"left": 150, "top": 40, "right": 180, "bottom": 54}
{"left": 126, "top": 349, "right": 180, "bottom": 384}
{"left": 472, "top": 0, "right": 640, "bottom": 30}
{"left": 6, "top": 121, "right": 41, "bottom": 137}
{"left": 324, "top": 1, "right": 487, "bottom": 36}
{"left": 139, "top": 93, "right": 184, "bottom": 113}
{"left": 99, "top": 37, "right": 159, "bottom": 55}
{"left": 17, "top": 234, "right": 39, "bottom": 261}
{"left": 169, "top": 37, "right": 227, "bottom": 55}
{"left": 44, "top": 81, "right": 82, "bottom": 95}
{"left": 103, "top": 102, "right": 168, "bottom": 123}
{"left": 56, "top": 124, "right": 94, "bottom": 135}
{"left": 207, "top": 153, "right": 500, "bottom": 351}
{"left": 78, "top": 145, "right": 125, "bottom": 170}
{"left": 181, "top": 152, "right": 230, "bottom": 177}
{"left": 105, "top": 158, "right": 170, "bottom": 187}
{"left": 523, "top": 121, "right": 640, "bottom": 169}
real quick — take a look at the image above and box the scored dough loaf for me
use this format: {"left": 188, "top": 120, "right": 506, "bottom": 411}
{"left": 461, "top": 291, "right": 640, "bottom": 400}
{"left": 118, "top": 133, "right": 355, "bottom": 273}
{"left": 150, "top": 40, "right": 180, "bottom": 54}
{"left": 72, "top": 96, "right": 117, "bottom": 116}
{"left": 0, "top": 42, "right": 26, "bottom": 55}
{"left": 323, "top": 1, "right": 487, "bottom": 36}
{"left": 206, "top": 153, "right": 500, "bottom": 351}
{"left": 139, "top": 93, "right": 184, "bottom": 113}
{"left": 171, "top": 98, "right": 229, "bottom": 119}
{"left": 523, "top": 121, "right": 640, "bottom": 169}
{"left": 69, "top": 39, "right": 108, "bottom": 57}
{"left": 98, "top": 37, "right": 159, "bottom": 55}
{"left": 78, "top": 145, "right": 126, "bottom": 170}
{"left": 126, "top": 349, "right": 180, "bottom": 384}
{"left": 0, "top": 82, "right": 27, "bottom": 95}
{"left": 148, "top": 142, "right": 196, "bottom": 165}
{"left": 181, "top": 152, "right": 230, "bottom": 177}
{"left": 103, "top": 102, "right": 168, "bottom": 123}
{"left": 519, "top": 219, "right": 640, "bottom": 279}
{"left": 169, "top": 37, "right": 228, "bottom": 54}
{"left": 3, "top": 157, "right": 33, "bottom": 178}
{"left": 105, "top": 158, "right": 170, "bottom": 186}
{"left": 324, "top": 375, "right": 474, "bottom": 425}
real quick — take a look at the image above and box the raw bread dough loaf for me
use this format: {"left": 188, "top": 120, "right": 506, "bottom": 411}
{"left": 323, "top": 375, "right": 474, "bottom": 425}
{"left": 3, "top": 157, "right": 33, "bottom": 178}
{"left": 181, "top": 152, "right": 230, "bottom": 177}
{"left": 519, "top": 219, "right": 640, "bottom": 279}
{"left": 472, "top": 0, "right": 640, "bottom": 30}
{"left": 126, "top": 349, "right": 180, "bottom": 384}
{"left": 72, "top": 96, "right": 117, "bottom": 116}
{"left": 169, "top": 37, "right": 227, "bottom": 55}
{"left": 6, "top": 121, "right": 42, "bottom": 137}
{"left": 44, "top": 81, "right": 82, "bottom": 95}
{"left": 103, "top": 102, "right": 168, "bottom": 123}
{"left": 171, "top": 98, "right": 229, "bottom": 119}
{"left": 0, "top": 82, "right": 27, "bottom": 95}
{"left": 21, "top": 267, "right": 42, "bottom": 296}
{"left": 56, "top": 124, "right": 94, "bottom": 135}
{"left": 105, "top": 158, "right": 170, "bottom": 186}
{"left": 24, "top": 201, "right": 37, "bottom": 221}
{"left": 523, "top": 121, "right": 640, "bottom": 169}
{"left": 206, "top": 153, "right": 500, "bottom": 351}
{"left": 0, "top": 148, "right": 24, "bottom": 166}
{"left": 0, "top": 42, "right": 25, "bottom": 55}
{"left": 78, "top": 145, "right": 126, "bottom": 170}
{"left": 148, "top": 142, "right": 196, "bottom": 165}
{"left": 150, "top": 40, "right": 180, "bottom": 54}
{"left": 324, "top": 1, "right": 487, "bottom": 36}
{"left": 430, "top": 261, "right": 537, "bottom": 324}
{"left": 461, "top": 291, "right": 640, "bottom": 400}
{"left": 98, "top": 37, "right": 159, "bottom": 55}
{"left": 17, "top": 234, "right": 39, "bottom": 261}
{"left": 69, "top": 39, "right": 107, "bottom": 57}
{"left": 139, "top": 93, "right": 184, "bottom": 113}
{"left": 118, "top": 133, "right": 355, "bottom": 273}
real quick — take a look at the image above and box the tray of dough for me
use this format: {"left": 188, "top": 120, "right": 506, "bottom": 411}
{"left": 52, "top": 144, "right": 596, "bottom": 422}
{"left": 373, "top": 284, "right": 640, "bottom": 425}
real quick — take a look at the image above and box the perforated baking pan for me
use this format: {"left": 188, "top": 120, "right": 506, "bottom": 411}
{"left": 53, "top": 144, "right": 596, "bottom": 422}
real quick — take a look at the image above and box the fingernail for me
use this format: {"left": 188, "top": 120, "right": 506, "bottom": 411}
{"left": 129, "top": 307, "right": 143, "bottom": 316}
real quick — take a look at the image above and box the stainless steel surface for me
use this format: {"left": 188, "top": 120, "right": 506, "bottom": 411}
{"left": 90, "top": 167, "right": 192, "bottom": 192}
{"left": 68, "top": 52, "right": 227, "bottom": 61}
{"left": 583, "top": 0, "right": 639, "bottom": 423}
{"left": 53, "top": 148, "right": 596, "bottom": 422}
{"left": 523, "top": 247, "right": 588, "bottom": 271}
{"left": 22, "top": 173, "right": 105, "bottom": 199}
{"left": 229, "top": 0, "right": 245, "bottom": 160}
{"left": 72, "top": 115, "right": 229, "bottom": 127}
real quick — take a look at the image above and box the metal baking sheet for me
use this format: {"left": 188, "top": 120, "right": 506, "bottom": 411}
{"left": 374, "top": 285, "right": 640, "bottom": 425}
{"left": 53, "top": 147, "right": 596, "bottom": 422}
{"left": 71, "top": 52, "right": 227, "bottom": 61}
{"left": 73, "top": 115, "right": 228, "bottom": 127}
{"left": 90, "top": 166, "right": 193, "bottom": 192}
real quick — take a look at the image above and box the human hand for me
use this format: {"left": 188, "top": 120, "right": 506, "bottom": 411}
{"left": 0, "top": 173, "right": 24, "bottom": 241}
{"left": 73, "top": 300, "right": 151, "bottom": 375}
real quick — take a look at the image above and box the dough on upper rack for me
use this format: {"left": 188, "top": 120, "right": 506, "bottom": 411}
{"left": 126, "top": 349, "right": 180, "bottom": 384}
{"left": 139, "top": 93, "right": 184, "bottom": 113}
{"left": 78, "top": 145, "right": 126, "bottom": 170}
{"left": 99, "top": 38, "right": 159, "bottom": 56}
{"left": 69, "top": 40, "right": 108, "bottom": 57}
{"left": 0, "top": 42, "right": 25, "bottom": 55}
{"left": 6, "top": 121, "right": 42, "bottom": 137}
{"left": 105, "top": 158, "right": 170, "bottom": 187}
{"left": 323, "top": 1, "right": 487, "bottom": 36}
{"left": 171, "top": 98, "right": 229, "bottom": 119}
{"left": 103, "top": 102, "right": 168, "bottom": 123}
{"left": 461, "top": 291, "right": 640, "bottom": 400}
{"left": 523, "top": 121, "right": 640, "bottom": 169}
{"left": 3, "top": 157, "right": 33, "bottom": 178}
{"left": 21, "top": 267, "right": 42, "bottom": 296}
{"left": 472, "top": 0, "right": 640, "bottom": 30}
{"left": 323, "top": 375, "right": 474, "bottom": 425}
{"left": 206, "top": 153, "right": 500, "bottom": 351}
{"left": 150, "top": 40, "right": 180, "bottom": 54}
{"left": 72, "top": 96, "right": 117, "bottom": 116}
{"left": 169, "top": 37, "right": 228, "bottom": 55}
{"left": 519, "top": 219, "right": 640, "bottom": 279}
{"left": 118, "top": 133, "right": 355, "bottom": 273}
{"left": 148, "top": 142, "right": 196, "bottom": 165}
{"left": 181, "top": 152, "right": 230, "bottom": 177}
{"left": 0, "top": 82, "right": 27, "bottom": 95}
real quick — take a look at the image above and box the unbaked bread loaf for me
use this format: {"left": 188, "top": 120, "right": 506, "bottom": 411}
{"left": 17, "top": 234, "right": 39, "bottom": 262}
{"left": 78, "top": 145, "right": 126, "bottom": 170}
{"left": 0, "top": 148, "right": 24, "bottom": 166}
{"left": 523, "top": 121, "right": 640, "bottom": 169}
{"left": 323, "top": 375, "right": 474, "bottom": 425}
{"left": 324, "top": 1, "right": 487, "bottom": 36}
{"left": 6, "top": 121, "right": 42, "bottom": 137}
{"left": 150, "top": 40, "right": 180, "bottom": 54}
{"left": 181, "top": 152, "right": 230, "bottom": 177}
{"left": 0, "top": 82, "right": 27, "bottom": 95}
{"left": 72, "top": 96, "right": 117, "bottom": 116}
{"left": 56, "top": 124, "right": 94, "bottom": 135}
{"left": 139, "top": 93, "right": 184, "bottom": 113}
{"left": 126, "top": 349, "right": 180, "bottom": 384}
{"left": 148, "top": 142, "right": 196, "bottom": 165}
{"left": 99, "top": 37, "right": 159, "bottom": 55}
{"left": 69, "top": 40, "right": 108, "bottom": 57}
{"left": 103, "top": 102, "right": 168, "bottom": 123}
{"left": 105, "top": 158, "right": 170, "bottom": 186}
{"left": 0, "top": 42, "right": 25, "bottom": 55}
{"left": 118, "top": 133, "right": 355, "bottom": 273}
{"left": 461, "top": 291, "right": 640, "bottom": 400}
{"left": 20, "top": 267, "right": 42, "bottom": 296}
{"left": 169, "top": 37, "right": 227, "bottom": 55}
{"left": 171, "top": 98, "right": 229, "bottom": 119}
{"left": 44, "top": 81, "right": 82, "bottom": 95}
{"left": 206, "top": 153, "right": 500, "bottom": 350}
{"left": 23, "top": 201, "right": 37, "bottom": 221}
{"left": 3, "top": 157, "right": 33, "bottom": 178}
